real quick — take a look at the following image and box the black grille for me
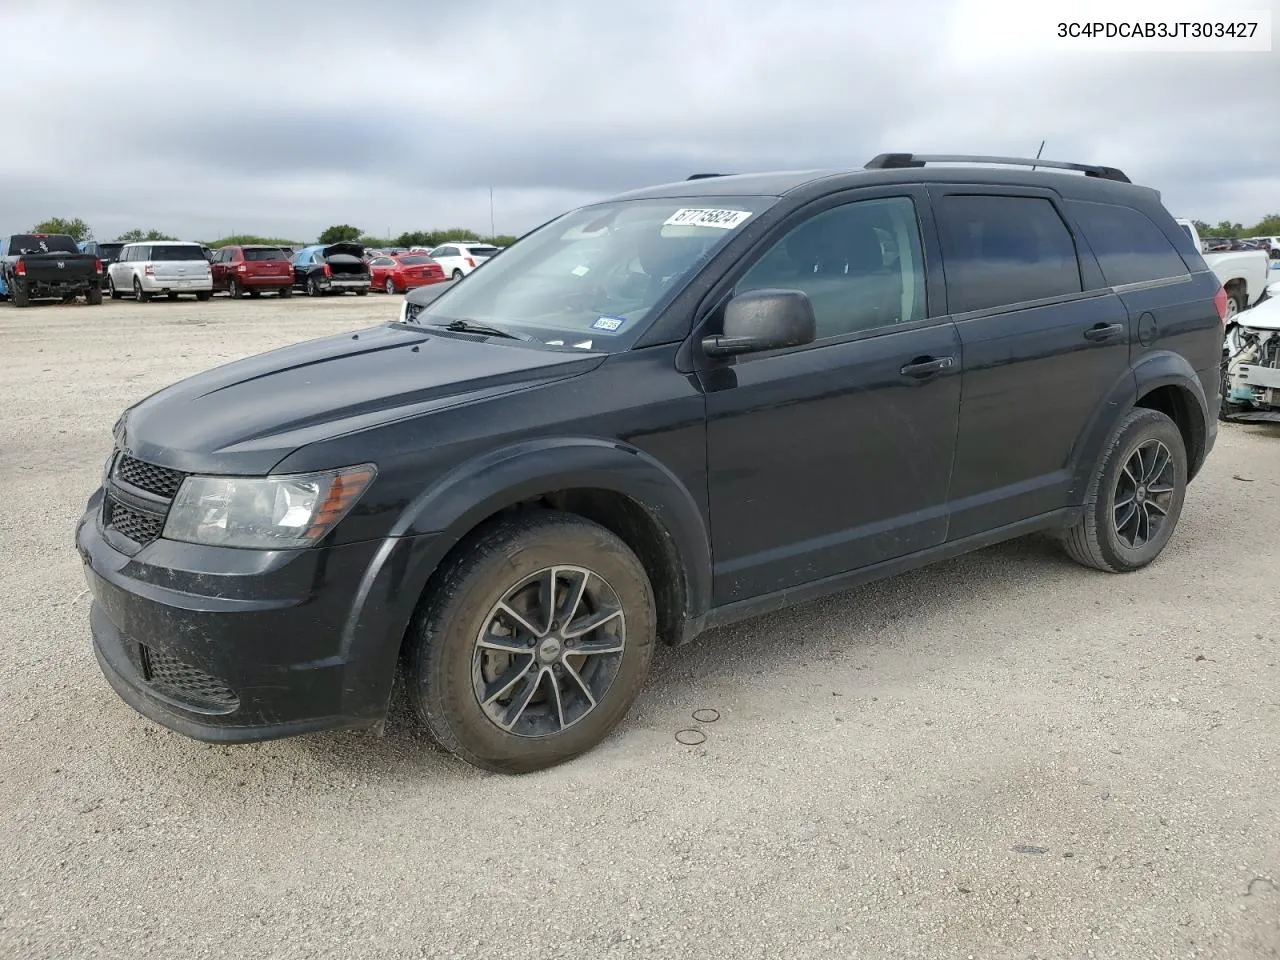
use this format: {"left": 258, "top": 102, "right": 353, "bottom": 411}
{"left": 142, "top": 646, "right": 239, "bottom": 711}
{"left": 104, "top": 497, "right": 164, "bottom": 545}
{"left": 114, "top": 454, "right": 186, "bottom": 498}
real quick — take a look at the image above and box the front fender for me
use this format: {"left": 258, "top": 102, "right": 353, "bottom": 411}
{"left": 336, "top": 436, "right": 713, "bottom": 726}
{"left": 392, "top": 436, "right": 712, "bottom": 618}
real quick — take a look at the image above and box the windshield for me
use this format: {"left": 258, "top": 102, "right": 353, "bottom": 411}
{"left": 8, "top": 234, "right": 79, "bottom": 255}
{"left": 413, "top": 196, "right": 773, "bottom": 350}
{"left": 149, "top": 245, "right": 206, "bottom": 261}
{"left": 243, "top": 247, "right": 287, "bottom": 261}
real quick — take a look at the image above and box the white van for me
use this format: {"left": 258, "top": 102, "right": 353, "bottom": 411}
{"left": 107, "top": 242, "right": 213, "bottom": 301}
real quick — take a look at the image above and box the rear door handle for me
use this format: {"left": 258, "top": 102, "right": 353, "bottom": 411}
{"left": 900, "top": 356, "right": 955, "bottom": 378}
{"left": 1083, "top": 322, "right": 1125, "bottom": 342}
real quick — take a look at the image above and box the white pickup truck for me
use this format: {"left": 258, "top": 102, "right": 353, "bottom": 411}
{"left": 1175, "top": 219, "right": 1270, "bottom": 320}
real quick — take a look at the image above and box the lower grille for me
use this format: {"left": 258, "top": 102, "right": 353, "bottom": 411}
{"left": 141, "top": 645, "right": 239, "bottom": 711}
{"left": 104, "top": 496, "right": 164, "bottom": 546}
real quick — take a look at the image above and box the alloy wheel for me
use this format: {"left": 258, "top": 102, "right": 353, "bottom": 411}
{"left": 473, "top": 565, "right": 626, "bottom": 737}
{"left": 1113, "top": 439, "right": 1176, "bottom": 549}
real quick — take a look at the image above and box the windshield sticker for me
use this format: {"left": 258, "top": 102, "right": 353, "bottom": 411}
{"left": 571, "top": 264, "right": 590, "bottom": 277}
{"left": 573, "top": 340, "right": 594, "bottom": 350}
{"left": 592, "top": 315, "right": 626, "bottom": 332}
{"left": 663, "top": 208, "right": 753, "bottom": 230}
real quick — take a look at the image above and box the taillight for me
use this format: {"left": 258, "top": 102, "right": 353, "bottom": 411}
{"left": 14, "top": 259, "right": 25, "bottom": 277}
{"left": 466, "top": 257, "right": 475, "bottom": 268}
{"left": 144, "top": 264, "right": 155, "bottom": 276}
{"left": 1213, "top": 286, "right": 1228, "bottom": 326}
{"left": 323, "top": 263, "right": 332, "bottom": 278}
{"left": 237, "top": 264, "right": 247, "bottom": 273}
{"left": 94, "top": 258, "right": 103, "bottom": 275}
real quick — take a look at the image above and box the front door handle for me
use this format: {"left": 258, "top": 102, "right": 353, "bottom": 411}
{"left": 1083, "top": 322, "right": 1125, "bottom": 342}
{"left": 900, "top": 356, "right": 955, "bottom": 378}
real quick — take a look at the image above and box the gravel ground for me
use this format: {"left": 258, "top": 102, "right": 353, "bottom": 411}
{"left": 1, "top": 294, "right": 1278, "bottom": 960}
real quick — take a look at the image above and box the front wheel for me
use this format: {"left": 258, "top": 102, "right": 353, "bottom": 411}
{"left": 451, "top": 269, "right": 464, "bottom": 281}
{"left": 407, "top": 511, "right": 656, "bottom": 774}
{"left": 108, "top": 276, "right": 123, "bottom": 300}
{"left": 228, "top": 278, "right": 242, "bottom": 299}
{"left": 1057, "top": 408, "right": 1187, "bottom": 573}
{"left": 384, "top": 278, "right": 397, "bottom": 295}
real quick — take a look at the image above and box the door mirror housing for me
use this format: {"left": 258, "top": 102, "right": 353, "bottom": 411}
{"left": 701, "top": 288, "right": 817, "bottom": 358}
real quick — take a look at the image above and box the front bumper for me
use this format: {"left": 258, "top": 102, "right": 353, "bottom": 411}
{"left": 76, "top": 489, "right": 438, "bottom": 742}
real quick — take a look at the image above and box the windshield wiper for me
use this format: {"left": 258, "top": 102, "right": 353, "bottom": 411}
{"left": 439, "top": 319, "right": 538, "bottom": 343}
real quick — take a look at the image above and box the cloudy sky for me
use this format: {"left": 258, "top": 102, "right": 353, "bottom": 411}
{"left": 2, "top": 0, "right": 1275, "bottom": 243}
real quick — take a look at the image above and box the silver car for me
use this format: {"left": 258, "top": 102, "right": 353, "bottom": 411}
{"left": 107, "top": 242, "right": 213, "bottom": 301}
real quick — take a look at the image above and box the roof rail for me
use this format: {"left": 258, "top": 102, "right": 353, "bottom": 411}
{"left": 686, "top": 172, "right": 727, "bottom": 180}
{"left": 864, "top": 153, "right": 1131, "bottom": 183}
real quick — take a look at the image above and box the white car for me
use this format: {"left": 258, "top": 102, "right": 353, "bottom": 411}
{"left": 1223, "top": 294, "right": 1280, "bottom": 422}
{"left": 426, "top": 241, "right": 502, "bottom": 280}
{"left": 107, "top": 241, "right": 213, "bottom": 301}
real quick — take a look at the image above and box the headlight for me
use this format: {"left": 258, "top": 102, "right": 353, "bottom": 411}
{"left": 162, "top": 464, "right": 376, "bottom": 549}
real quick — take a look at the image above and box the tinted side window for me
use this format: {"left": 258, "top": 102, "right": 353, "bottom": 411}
{"left": 937, "top": 195, "right": 1082, "bottom": 313}
{"left": 737, "top": 196, "right": 928, "bottom": 340}
{"left": 1067, "top": 201, "right": 1191, "bottom": 286}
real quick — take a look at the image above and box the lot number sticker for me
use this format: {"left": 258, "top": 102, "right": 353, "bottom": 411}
{"left": 663, "top": 208, "right": 753, "bottom": 230}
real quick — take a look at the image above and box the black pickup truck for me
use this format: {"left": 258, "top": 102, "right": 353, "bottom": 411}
{"left": 0, "top": 233, "right": 103, "bottom": 306}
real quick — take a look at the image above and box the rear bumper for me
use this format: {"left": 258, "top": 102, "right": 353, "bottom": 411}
{"left": 239, "top": 274, "right": 293, "bottom": 289}
{"left": 23, "top": 275, "right": 99, "bottom": 295}
{"left": 320, "top": 276, "right": 370, "bottom": 291}
{"left": 140, "top": 276, "right": 213, "bottom": 293}
{"left": 76, "top": 488, "right": 441, "bottom": 743}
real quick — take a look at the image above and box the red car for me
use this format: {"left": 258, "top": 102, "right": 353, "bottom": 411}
{"left": 368, "top": 253, "right": 446, "bottom": 294}
{"left": 211, "top": 245, "right": 295, "bottom": 298}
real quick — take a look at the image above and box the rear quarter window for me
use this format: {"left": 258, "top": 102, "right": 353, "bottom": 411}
{"left": 1067, "top": 201, "right": 1191, "bottom": 286}
{"left": 936, "top": 195, "right": 1082, "bottom": 313}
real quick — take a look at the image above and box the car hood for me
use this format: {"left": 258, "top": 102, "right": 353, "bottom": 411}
{"left": 1237, "top": 294, "right": 1280, "bottom": 332}
{"left": 115, "top": 323, "right": 605, "bottom": 475}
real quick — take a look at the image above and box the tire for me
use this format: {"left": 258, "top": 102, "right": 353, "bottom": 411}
{"left": 1225, "top": 290, "right": 1243, "bottom": 320}
{"left": 307, "top": 276, "right": 322, "bottom": 297}
{"left": 1057, "top": 408, "right": 1187, "bottom": 573}
{"left": 407, "top": 510, "right": 656, "bottom": 774}
{"left": 166, "top": 292, "right": 179, "bottom": 301}
{"left": 451, "top": 269, "right": 464, "bottom": 280}
{"left": 248, "top": 288, "right": 261, "bottom": 298}
{"left": 279, "top": 286, "right": 292, "bottom": 298}
{"left": 133, "top": 278, "right": 150, "bottom": 302}
{"left": 384, "top": 277, "right": 397, "bottom": 295}
{"left": 10, "top": 279, "right": 30, "bottom": 307}
{"left": 108, "top": 276, "right": 122, "bottom": 300}
{"left": 195, "top": 290, "right": 211, "bottom": 302}
{"left": 356, "top": 287, "right": 368, "bottom": 296}
{"left": 86, "top": 284, "right": 103, "bottom": 305}
{"left": 228, "top": 278, "right": 242, "bottom": 299}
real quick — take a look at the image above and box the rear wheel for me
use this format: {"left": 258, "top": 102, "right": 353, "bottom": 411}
{"left": 249, "top": 288, "right": 261, "bottom": 298}
{"left": 166, "top": 292, "right": 178, "bottom": 301}
{"left": 86, "top": 284, "right": 103, "bottom": 305}
{"left": 279, "top": 286, "right": 292, "bottom": 298}
{"left": 1057, "top": 408, "right": 1187, "bottom": 573}
{"left": 307, "top": 276, "right": 322, "bottom": 297}
{"left": 356, "top": 286, "right": 368, "bottom": 296}
{"left": 132, "top": 278, "right": 150, "bottom": 302}
{"left": 195, "top": 290, "right": 211, "bottom": 302}
{"left": 407, "top": 510, "right": 656, "bottom": 774}
{"left": 10, "top": 279, "right": 30, "bottom": 307}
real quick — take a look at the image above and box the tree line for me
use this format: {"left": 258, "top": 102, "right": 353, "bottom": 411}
{"left": 25, "top": 217, "right": 517, "bottom": 250}
{"left": 1188, "top": 215, "right": 1280, "bottom": 239}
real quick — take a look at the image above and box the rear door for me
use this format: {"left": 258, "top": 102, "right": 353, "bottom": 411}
{"left": 701, "top": 187, "right": 962, "bottom": 604}
{"left": 930, "top": 187, "right": 1133, "bottom": 538}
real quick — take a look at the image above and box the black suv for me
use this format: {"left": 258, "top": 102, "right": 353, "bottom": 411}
{"left": 76, "top": 153, "right": 1225, "bottom": 773}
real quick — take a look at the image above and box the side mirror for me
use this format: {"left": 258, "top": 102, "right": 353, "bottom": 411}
{"left": 701, "top": 288, "right": 817, "bottom": 358}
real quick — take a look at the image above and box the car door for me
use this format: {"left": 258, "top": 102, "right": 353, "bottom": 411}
{"left": 699, "top": 188, "right": 962, "bottom": 605}
{"left": 929, "top": 187, "right": 1134, "bottom": 539}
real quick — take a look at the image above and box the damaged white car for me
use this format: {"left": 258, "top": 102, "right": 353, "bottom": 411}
{"left": 1222, "top": 293, "right": 1280, "bottom": 423}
